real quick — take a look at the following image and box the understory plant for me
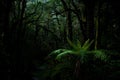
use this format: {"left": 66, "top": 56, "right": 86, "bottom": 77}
{"left": 35, "top": 38, "right": 108, "bottom": 80}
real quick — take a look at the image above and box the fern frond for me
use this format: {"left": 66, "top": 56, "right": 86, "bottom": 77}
{"left": 76, "top": 39, "right": 82, "bottom": 49}
{"left": 92, "top": 50, "right": 107, "bottom": 61}
{"left": 49, "top": 49, "right": 67, "bottom": 56}
{"left": 82, "top": 39, "right": 94, "bottom": 50}
{"left": 67, "top": 37, "right": 78, "bottom": 50}
{"left": 56, "top": 50, "right": 75, "bottom": 60}
{"left": 82, "top": 39, "right": 90, "bottom": 48}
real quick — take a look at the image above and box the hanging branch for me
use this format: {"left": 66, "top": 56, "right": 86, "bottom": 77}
{"left": 60, "top": 0, "right": 73, "bottom": 41}
{"left": 71, "top": 0, "right": 87, "bottom": 41}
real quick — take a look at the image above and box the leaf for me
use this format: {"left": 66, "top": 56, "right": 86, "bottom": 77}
{"left": 67, "top": 37, "right": 78, "bottom": 50}
{"left": 76, "top": 39, "right": 82, "bottom": 49}
{"left": 49, "top": 49, "right": 67, "bottom": 56}
{"left": 82, "top": 39, "right": 94, "bottom": 50}
{"left": 92, "top": 50, "right": 107, "bottom": 61}
{"left": 82, "top": 39, "right": 90, "bottom": 47}
{"left": 56, "top": 50, "right": 75, "bottom": 60}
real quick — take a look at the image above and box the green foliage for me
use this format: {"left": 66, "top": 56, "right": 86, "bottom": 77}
{"left": 91, "top": 50, "right": 108, "bottom": 61}
{"left": 36, "top": 39, "right": 108, "bottom": 80}
{"left": 49, "top": 38, "right": 107, "bottom": 62}
{"left": 1, "top": 0, "right": 120, "bottom": 80}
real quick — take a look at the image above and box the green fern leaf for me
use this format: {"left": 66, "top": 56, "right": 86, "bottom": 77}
{"left": 49, "top": 49, "right": 67, "bottom": 56}
{"left": 82, "top": 39, "right": 90, "bottom": 48}
{"left": 82, "top": 39, "right": 94, "bottom": 50}
{"left": 92, "top": 50, "right": 107, "bottom": 61}
{"left": 56, "top": 50, "right": 75, "bottom": 60}
{"left": 76, "top": 39, "right": 82, "bottom": 49}
{"left": 67, "top": 37, "right": 78, "bottom": 50}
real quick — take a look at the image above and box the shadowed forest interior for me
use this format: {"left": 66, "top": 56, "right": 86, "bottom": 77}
{"left": 0, "top": 0, "right": 120, "bottom": 80}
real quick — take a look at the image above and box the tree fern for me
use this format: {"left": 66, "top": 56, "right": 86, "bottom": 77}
{"left": 49, "top": 38, "right": 108, "bottom": 62}
{"left": 45, "top": 39, "right": 109, "bottom": 80}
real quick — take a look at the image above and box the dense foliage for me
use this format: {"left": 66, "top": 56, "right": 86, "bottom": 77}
{"left": 0, "top": 0, "right": 120, "bottom": 80}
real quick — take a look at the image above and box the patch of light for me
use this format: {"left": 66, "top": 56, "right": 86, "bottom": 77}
{"left": 27, "top": 0, "right": 50, "bottom": 5}
{"left": 31, "top": 0, "right": 50, "bottom": 3}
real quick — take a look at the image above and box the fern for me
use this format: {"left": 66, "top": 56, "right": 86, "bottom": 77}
{"left": 49, "top": 38, "right": 108, "bottom": 62}
{"left": 67, "top": 37, "right": 79, "bottom": 50}
{"left": 56, "top": 50, "right": 74, "bottom": 60}
{"left": 82, "top": 39, "right": 94, "bottom": 50}
{"left": 44, "top": 39, "right": 109, "bottom": 80}
{"left": 49, "top": 39, "right": 93, "bottom": 61}
{"left": 76, "top": 39, "right": 82, "bottom": 49}
{"left": 49, "top": 49, "right": 67, "bottom": 56}
{"left": 92, "top": 50, "right": 108, "bottom": 61}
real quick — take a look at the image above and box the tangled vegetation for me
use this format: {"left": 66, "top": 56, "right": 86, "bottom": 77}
{"left": 0, "top": 0, "right": 120, "bottom": 80}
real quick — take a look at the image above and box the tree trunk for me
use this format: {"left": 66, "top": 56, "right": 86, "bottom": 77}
{"left": 85, "top": 0, "right": 95, "bottom": 40}
{"left": 67, "top": 10, "right": 73, "bottom": 41}
{"left": 61, "top": 0, "right": 73, "bottom": 41}
{"left": 84, "top": 0, "right": 95, "bottom": 49}
{"left": 0, "top": 0, "right": 12, "bottom": 80}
